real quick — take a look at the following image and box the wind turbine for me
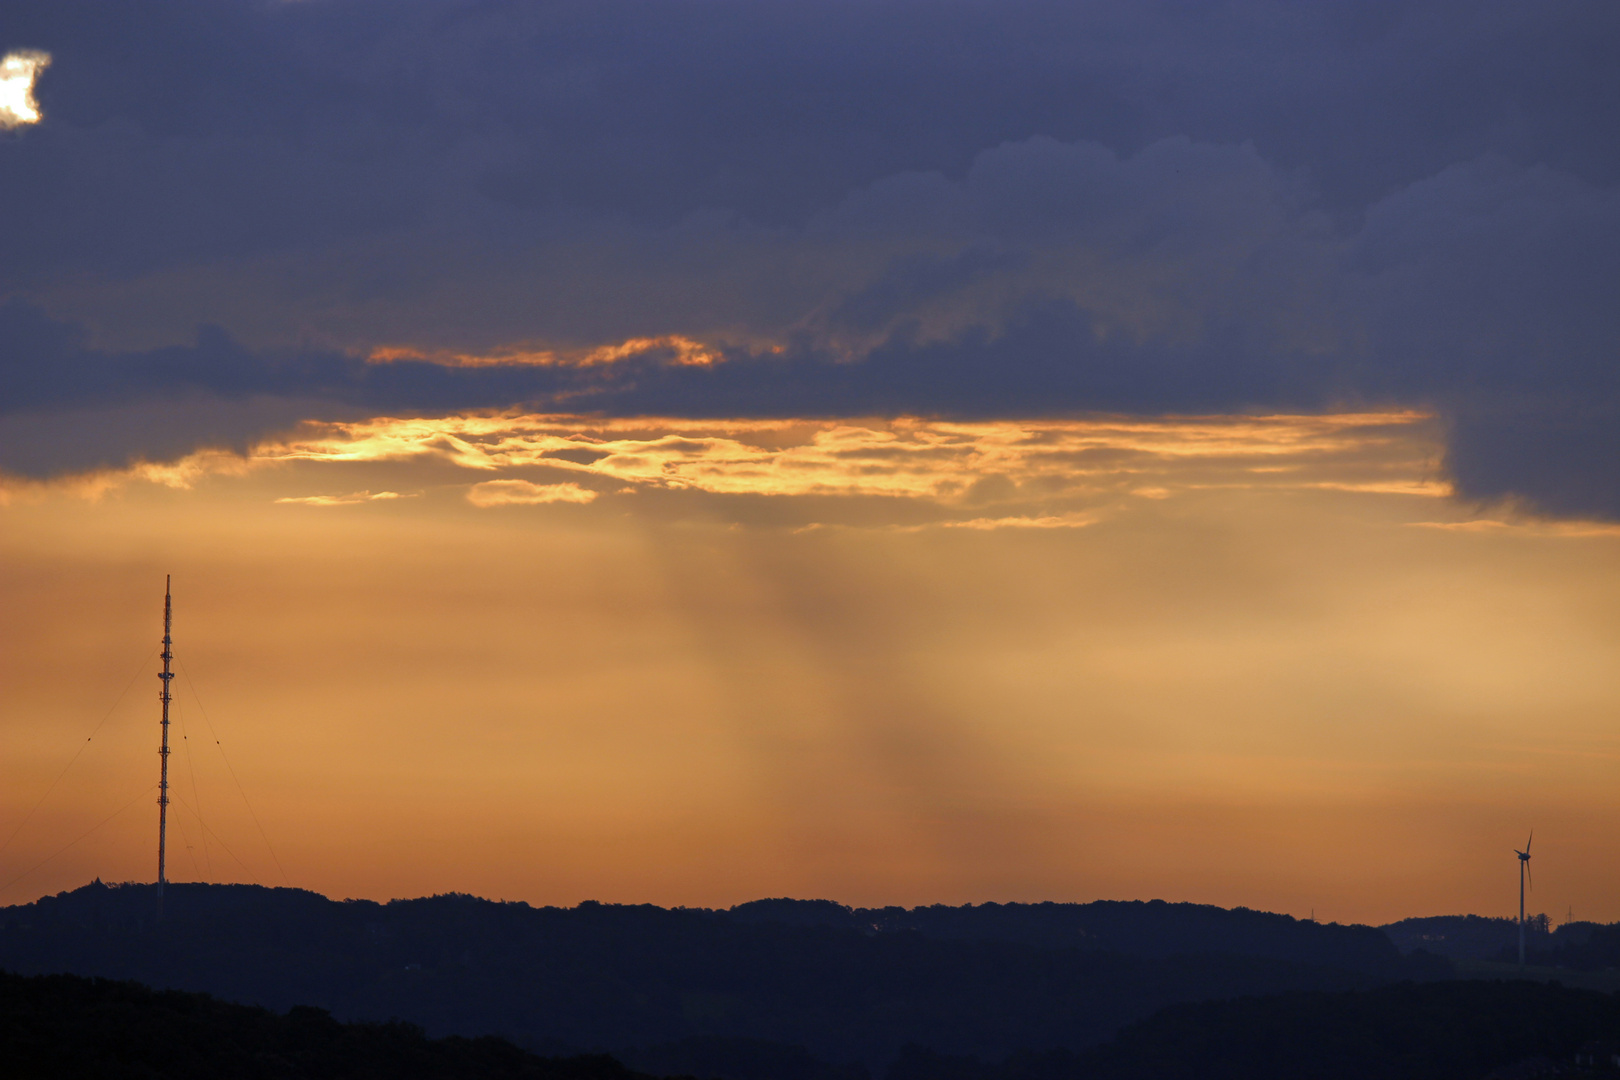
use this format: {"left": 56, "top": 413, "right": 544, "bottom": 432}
{"left": 1516, "top": 831, "right": 1533, "bottom": 967}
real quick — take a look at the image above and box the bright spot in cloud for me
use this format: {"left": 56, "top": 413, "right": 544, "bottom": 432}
{"left": 0, "top": 50, "right": 50, "bottom": 130}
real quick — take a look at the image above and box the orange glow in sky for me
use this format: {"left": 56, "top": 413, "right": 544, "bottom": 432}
{"left": 3, "top": 410, "right": 1618, "bottom": 924}
{"left": 367, "top": 334, "right": 724, "bottom": 369}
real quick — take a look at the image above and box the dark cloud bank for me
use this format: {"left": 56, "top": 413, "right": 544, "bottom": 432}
{"left": 1, "top": 0, "right": 1617, "bottom": 516}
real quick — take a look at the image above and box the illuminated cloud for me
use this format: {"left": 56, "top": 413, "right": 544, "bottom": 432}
{"left": 252, "top": 410, "right": 1435, "bottom": 505}
{"left": 1305, "top": 480, "right": 1452, "bottom": 497}
{"left": 0, "top": 448, "right": 252, "bottom": 506}
{"left": 274, "top": 490, "right": 407, "bottom": 507}
{"left": 3, "top": 408, "right": 1448, "bottom": 532}
{"left": 1409, "top": 518, "right": 1620, "bottom": 539}
{"left": 933, "top": 514, "right": 1096, "bottom": 531}
{"left": 0, "top": 50, "right": 48, "bottom": 130}
{"left": 368, "top": 335, "right": 723, "bottom": 369}
{"left": 1, "top": 409, "right": 1446, "bottom": 521}
{"left": 465, "top": 480, "right": 598, "bottom": 506}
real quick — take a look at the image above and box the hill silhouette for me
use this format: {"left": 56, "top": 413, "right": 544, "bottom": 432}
{"left": 1518, "top": 924, "right": 1620, "bottom": 973}
{"left": 5, "top": 964, "right": 1618, "bottom": 1080}
{"left": 893, "top": 979, "right": 1620, "bottom": 1080}
{"left": 0, "top": 967, "right": 661, "bottom": 1080}
{"left": 1380, "top": 914, "right": 1620, "bottom": 972}
{"left": 733, "top": 897, "right": 1403, "bottom": 969}
{"left": 0, "top": 881, "right": 1447, "bottom": 1071}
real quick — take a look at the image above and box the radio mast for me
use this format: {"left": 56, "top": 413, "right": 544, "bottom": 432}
{"left": 157, "top": 576, "right": 174, "bottom": 914}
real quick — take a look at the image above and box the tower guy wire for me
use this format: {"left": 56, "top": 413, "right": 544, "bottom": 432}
{"left": 176, "top": 688, "right": 213, "bottom": 879}
{"left": 168, "top": 793, "right": 259, "bottom": 882}
{"left": 0, "top": 645, "right": 157, "bottom": 859}
{"left": 0, "top": 784, "right": 158, "bottom": 896}
{"left": 178, "top": 655, "right": 289, "bottom": 886}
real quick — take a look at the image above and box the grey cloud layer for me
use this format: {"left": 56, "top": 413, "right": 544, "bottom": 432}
{"left": 1, "top": 0, "right": 1617, "bottom": 515}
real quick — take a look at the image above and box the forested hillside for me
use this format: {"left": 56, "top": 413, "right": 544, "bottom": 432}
{"left": 0, "top": 882, "right": 1446, "bottom": 1068}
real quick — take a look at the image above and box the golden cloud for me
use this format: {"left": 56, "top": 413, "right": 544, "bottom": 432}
{"left": 930, "top": 513, "right": 1097, "bottom": 531}
{"left": 0, "top": 449, "right": 252, "bottom": 506}
{"left": 465, "top": 480, "right": 599, "bottom": 507}
{"left": 4, "top": 409, "right": 1470, "bottom": 530}
{"left": 367, "top": 334, "right": 722, "bottom": 369}
{"left": 275, "top": 490, "right": 408, "bottom": 507}
{"left": 248, "top": 410, "right": 1436, "bottom": 502}
{"left": 1410, "top": 518, "right": 1620, "bottom": 538}
{"left": 1308, "top": 479, "right": 1453, "bottom": 497}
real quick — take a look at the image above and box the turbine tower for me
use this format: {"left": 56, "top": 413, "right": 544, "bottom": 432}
{"left": 157, "top": 576, "right": 174, "bottom": 916}
{"left": 1515, "top": 831, "right": 1533, "bottom": 967}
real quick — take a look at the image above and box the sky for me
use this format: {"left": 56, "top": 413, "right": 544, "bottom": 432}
{"left": 1, "top": 0, "right": 1617, "bottom": 925}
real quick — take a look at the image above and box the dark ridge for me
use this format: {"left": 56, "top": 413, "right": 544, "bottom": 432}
{"left": 1383, "top": 915, "right": 1546, "bottom": 960}
{"left": 733, "top": 897, "right": 1405, "bottom": 972}
{"left": 1519, "top": 924, "right": 1620, "bottom": 973}
{"left": 0, "top": 881, "right": 1449, "bottom": 1070}
{"left": 1381, "top": 914, "right": 1616, "bottom": 965}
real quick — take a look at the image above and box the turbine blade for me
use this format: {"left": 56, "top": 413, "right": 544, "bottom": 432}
{"left": 1527, "top": 830, "right": 1533, "bottom": 853}
{"left": 1528, "top": 862, "right": 1533, "bottom": 891}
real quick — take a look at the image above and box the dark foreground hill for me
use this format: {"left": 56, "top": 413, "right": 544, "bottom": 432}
{"left": 0, "top": 882, "right": 1447, "bottom": 1071}
{"left": 897, "top": 979, "right": 1620, "bottom": 1080}
{"left": 6, "top": 967, "right": 1619, "bottom": 1080}
{"left": 0, "top": 968, "right": 656, "bottom": 1080}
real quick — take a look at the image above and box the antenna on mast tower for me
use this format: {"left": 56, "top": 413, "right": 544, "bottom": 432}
{"left": 157, "top": 576, "right": 174, "bottom": 917}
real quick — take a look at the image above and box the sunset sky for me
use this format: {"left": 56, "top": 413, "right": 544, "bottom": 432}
{"left": 2, "top": 1, "right": 1618, "bottom": 926}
